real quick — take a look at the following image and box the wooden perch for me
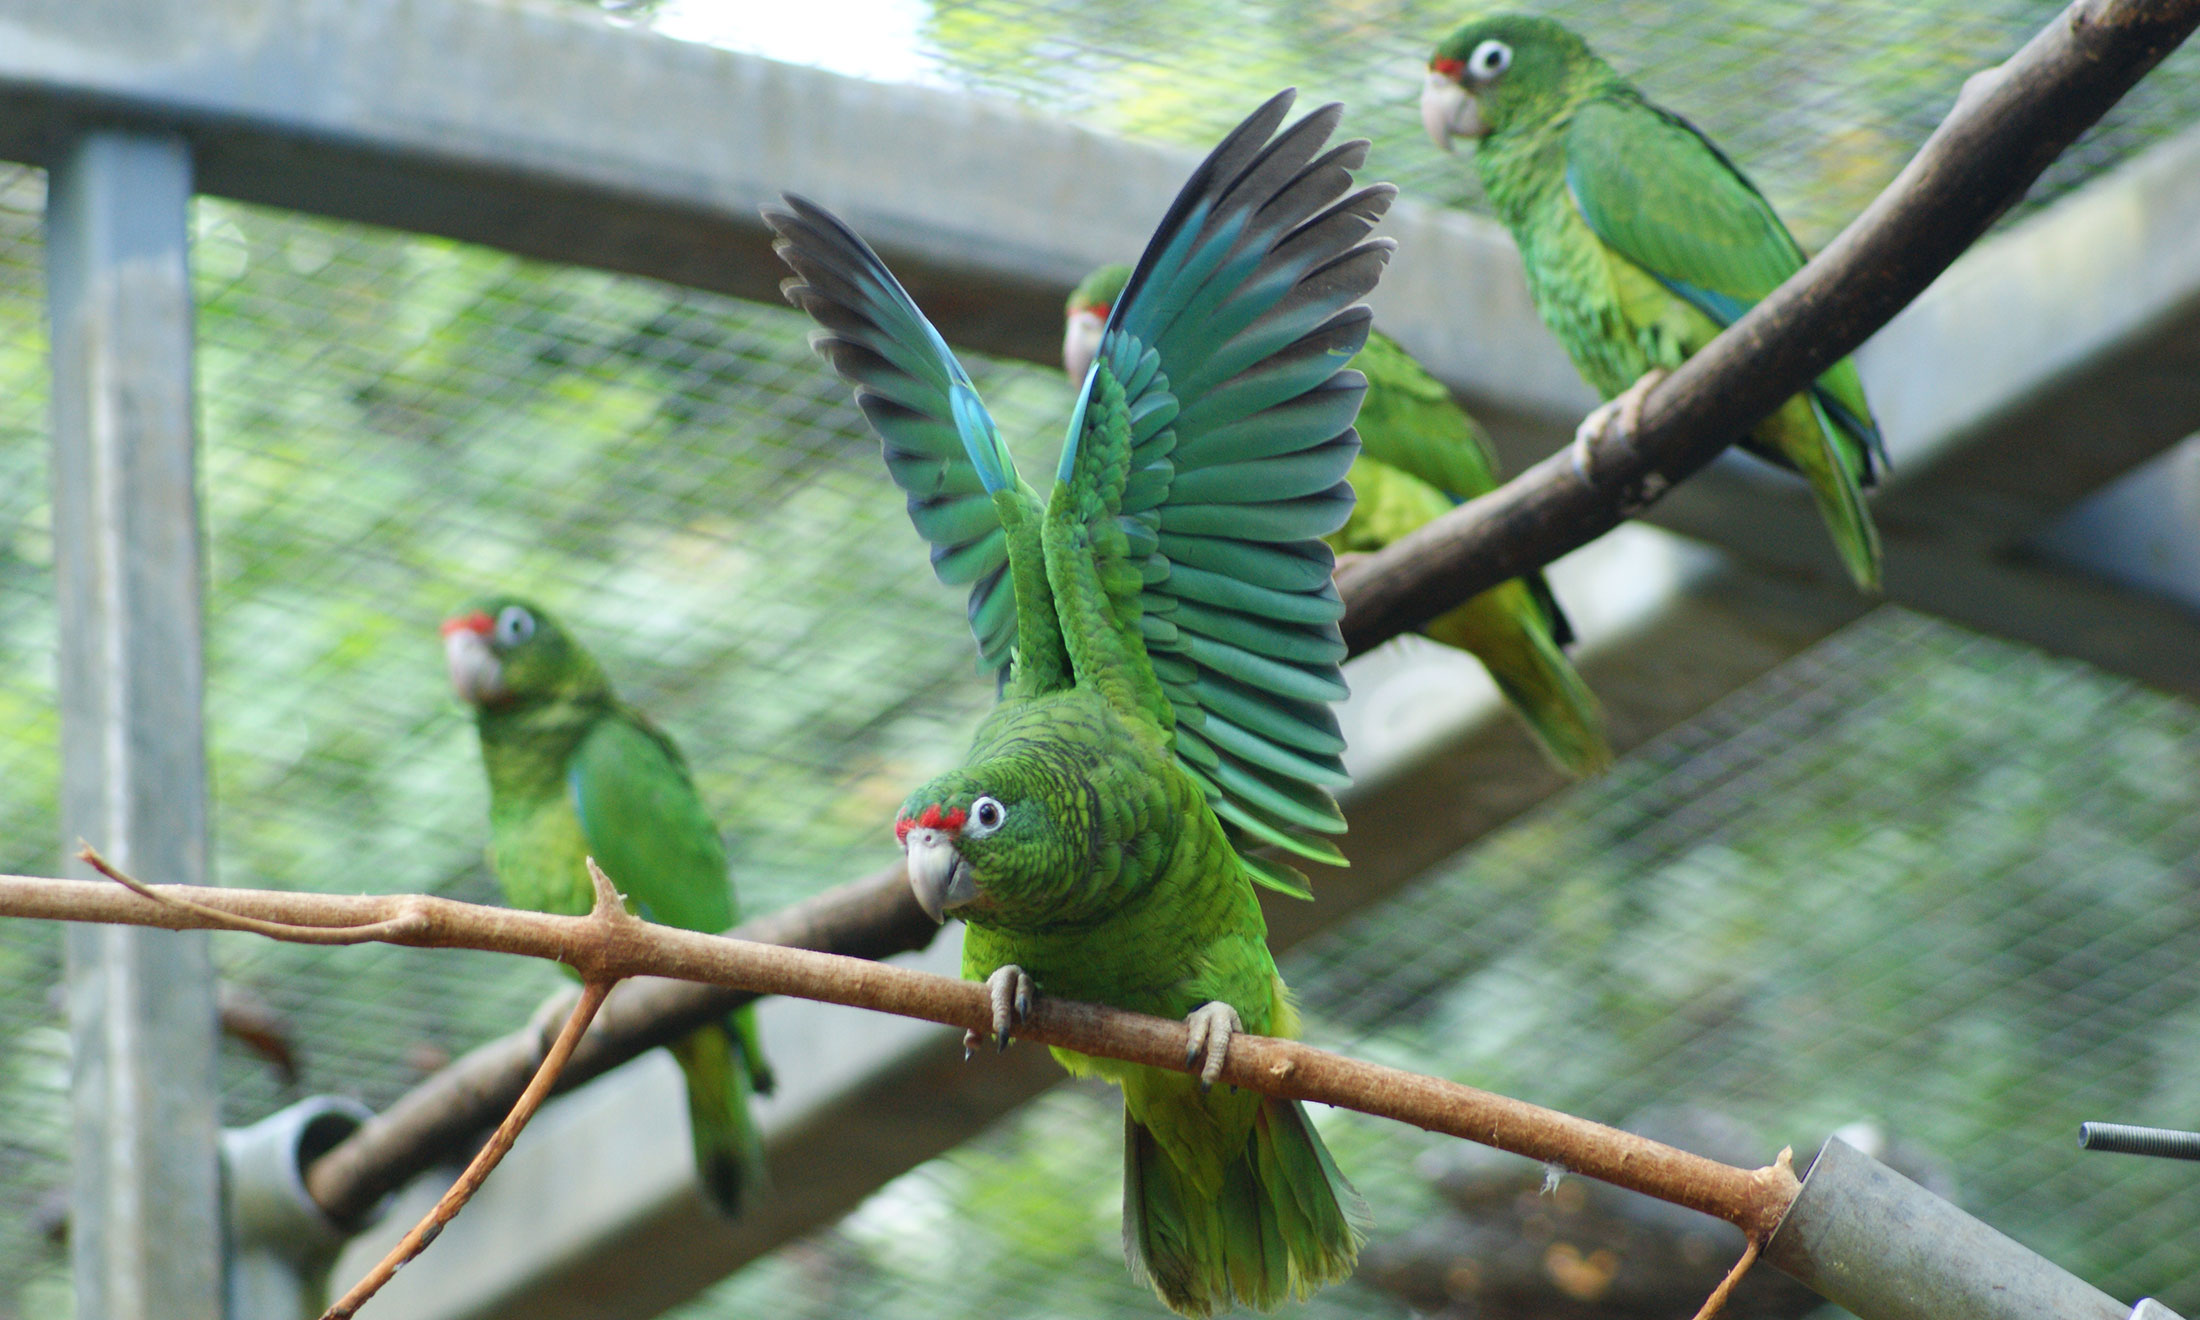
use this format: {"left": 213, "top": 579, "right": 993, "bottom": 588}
{"left": 303, "top": 861, "right": 931, "bottom": 1226}
{"left": 0, "top": 868, "right": 1800, "bottom": 1240}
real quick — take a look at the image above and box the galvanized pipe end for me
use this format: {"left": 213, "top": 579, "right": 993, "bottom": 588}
{"left": 1764, "top": 1136, "right": 2162, "bottom": 1320}
{"left": 223, "top": 1096, "right": 381, "bottom": 1319}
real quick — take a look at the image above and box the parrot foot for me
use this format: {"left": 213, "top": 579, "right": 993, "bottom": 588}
{"left": 1571, "top": 366, "right": 1670, "bottom": 484}
{"left": 966, "top": 964, "right": 1035, "bottom": 1057}
{"left": 1183, "top": 1002, "right": 1243, "bottom": 1092}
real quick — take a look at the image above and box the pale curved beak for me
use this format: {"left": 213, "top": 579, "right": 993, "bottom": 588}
{"left": 1062, "top": 309, "right": 1106, "bottom": 387}
{"left": 443, "top": 627, "right": 505, "bottom": 706}
{"left": 905, "top": 828, "right": 977, "bottom": 923}
{"left": 1420, "top": 73, "right": 1484, "bottom": 150}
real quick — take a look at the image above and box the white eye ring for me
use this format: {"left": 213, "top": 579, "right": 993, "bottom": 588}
{"left": 1470, "top": 39, "right": 1511, "bottom": 80}
{"left": 495, "top": 606, "right": 536, "bottom": 647}
{"left": 967, "top": 795, "right": 1007, "bottom": 838}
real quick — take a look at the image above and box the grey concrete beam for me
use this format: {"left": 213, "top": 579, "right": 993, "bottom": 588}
{"left": 2029, "top": 436, "right": 2200, "bottom": 615}
{"left": 329, "top": 530, "right": 1865, "bottom": 1320}
{"left": 0, "top": 0, "right": 1193, "bottom": 364}
{"left": 47, "top": 128, "right": 223, "bottom": 1320}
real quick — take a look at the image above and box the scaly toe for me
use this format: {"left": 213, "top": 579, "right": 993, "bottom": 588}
{"left": 987, "top": 965, "right": 1035, "bottom": 1052}
{"left": 1570, "top": 404, "right": 1618, "bottom": 484}
{"left": 1183, "top": 1002, "right": 1243, "bottom": 1091}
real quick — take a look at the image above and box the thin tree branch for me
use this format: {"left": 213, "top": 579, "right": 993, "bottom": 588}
{"left": 321, "top": 978, "right": 613, "bottom": 1319}
{"left": 1691, "top": 1234, "right": 1766, "bottom": 1320}
{"left": 1338, "top": 0, "right": 2200, "bottom": 652}
{"left": 302, "top": 861, "right": 930, "bottom": 1226}
{"left": 0, "top": 869, "right": 1798, "bottom": 1238}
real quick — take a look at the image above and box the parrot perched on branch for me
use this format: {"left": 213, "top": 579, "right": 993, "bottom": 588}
{"left": 442, "top": 597, "right": 772, "bottom": 1216}
{"left": 1069, "top": 265, "right": 1609, "bottom": 777}
{"left": 765, "top": 89, "right": 1383, "bottom": 1316}
{"left": 1421, "top": 13, "right": 1887, "bottom": 591}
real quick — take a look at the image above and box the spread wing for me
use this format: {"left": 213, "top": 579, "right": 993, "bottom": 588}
{"left": 1054, "top": 90, "right": 1395, "bottom": 879}
{"left": 765, "top": 197, "right": 1044, "bottom": 678}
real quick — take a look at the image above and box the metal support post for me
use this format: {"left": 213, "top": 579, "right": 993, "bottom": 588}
{"left": 47, "top": 128, "right": 222, "bottom": 1320}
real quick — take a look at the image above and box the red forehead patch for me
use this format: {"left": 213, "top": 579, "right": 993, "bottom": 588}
{"left": 441, "top": 611, "right": 493, "bottom": 638}
{"left": 894, "top": 804, "right": 969, "bottom": 844}
{"left": 1432, "top": 56, "right": 1465, "bottom": 77}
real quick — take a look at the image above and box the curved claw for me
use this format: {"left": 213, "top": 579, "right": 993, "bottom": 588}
{"left": 984, "top": 965, "right": 1036, "bottom": 1053}
{"left": 1571, "top": 367, "right": 1669, "bottom": 486}
{"left": 1183, "top": 1002, "right": 1243, "bottom": 1091}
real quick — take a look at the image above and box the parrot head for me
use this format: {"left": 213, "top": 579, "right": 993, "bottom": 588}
{"left": 441, "top": 596, "right": 608, "bottom": 710}
{"left": 1062, "top": 263, "right": 1131, "bottom": 387}
{"left": 894, "top": 757, "right": 1082, "bottom": 928}
{"left": 1423, "top": 13, "right": 1596, "bottom": 149}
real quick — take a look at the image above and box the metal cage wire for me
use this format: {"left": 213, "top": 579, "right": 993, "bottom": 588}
{"left": 0, "top": 0, "right": 2195, "bottom": 1315}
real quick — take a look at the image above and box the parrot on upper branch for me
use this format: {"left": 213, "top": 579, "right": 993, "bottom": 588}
{"left": 1069, "top": 265, "right": 1609, "bottom": 777}
{"left": 443, "top": 596, "right": 772, "bottom": 1216}
{"left": 765, "top": 89, "right": 1385, "bottom": 1316}
{"left": 1420, "top": 13, "right": 1887, "bottom": 591}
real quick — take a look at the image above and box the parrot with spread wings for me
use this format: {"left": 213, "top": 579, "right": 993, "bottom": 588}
{"left": 765, "top": 90, "right": 1384, "bottom": 1315}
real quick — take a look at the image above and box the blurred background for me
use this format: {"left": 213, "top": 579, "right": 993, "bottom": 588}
{"left": 2, "top": 0, "right": 2198, "bottom": 1316}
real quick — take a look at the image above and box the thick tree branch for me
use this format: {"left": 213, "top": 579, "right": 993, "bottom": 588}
{"left": 301, "top": 861, "right": 931, "bottom": 1226}
{"left": 1338, "top": 0, "right": 2200, "bottom": 651}
{"left": 0, "top": 870, "right": 1799, "bottom": 1239}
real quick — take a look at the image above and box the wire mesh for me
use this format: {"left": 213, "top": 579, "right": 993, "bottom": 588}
{"left": 0, "top": 187, "right": 1080, "bottom": 1314}
{"left": 670, "top": 608, "right": 2200, "bottom": 1320}
{"left": 0, "top": 0, "right": 2193, "bottom": 1316}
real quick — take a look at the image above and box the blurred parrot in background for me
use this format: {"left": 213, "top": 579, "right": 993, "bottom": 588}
{"left": 443, "top": 596, "right": 772, "bottom": 1216}
{"left": 1069, "top": 265, "right": 1609, "bottom": 777}
{"left": 1420, "top": 13, "right": 1887, "bottom": 591}
{"left": 766, "top": 89, "right": 1384, "bottom": 1316}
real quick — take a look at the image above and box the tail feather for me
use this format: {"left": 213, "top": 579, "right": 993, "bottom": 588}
{"left": 1424, "top": 585, "right": 1611, "bottom": 777}
{"left": 1790, "top": 394, "right": 1884, "bottom": 593}
{"left": 1124, "top": 1098, "right": 1365, "bottom": 1318}
{"left": 668, "top": 1016, "right": 766, "bottom": 1217}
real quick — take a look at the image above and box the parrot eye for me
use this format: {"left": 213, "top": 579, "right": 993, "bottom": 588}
{"left": 494, "top": 606, "right": 536, "bottom": 647}
{"left": 967, "top": 795, "right": 1007, "bottom": 838}
{"left": 1469, "top": 39, "right": 1512, "bottom": 80}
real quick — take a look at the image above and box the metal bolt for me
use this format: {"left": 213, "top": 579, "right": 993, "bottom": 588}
{"left": 2078, "top": 1122, "right": 2200, "bottom": 1161}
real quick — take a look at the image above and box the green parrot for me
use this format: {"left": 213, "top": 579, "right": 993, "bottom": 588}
{"left": 765, "top": 89, "right": 1380, "bottom": 1316}
{"left": 1069, "top": 265, "right": 1609, "bottom": 776}
{"left": 442, "top": 596, "right": 772, "bottom": 1216}
{"left": 1420, "top": 13, "right": 1887, "bottom": 591}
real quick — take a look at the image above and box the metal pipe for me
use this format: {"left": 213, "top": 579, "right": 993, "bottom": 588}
{"left": 2080, "top": 1122, "right": 2200, "bottom": 1161}
{"left": 47, "top": 127, "right": 221, "bottom": 1320}
{"left": 224, "top": 1098, "right": 381, "bottom": 1320}
{"left": 1764, "top": 1136, "right": 2151, "bottom": 1320}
